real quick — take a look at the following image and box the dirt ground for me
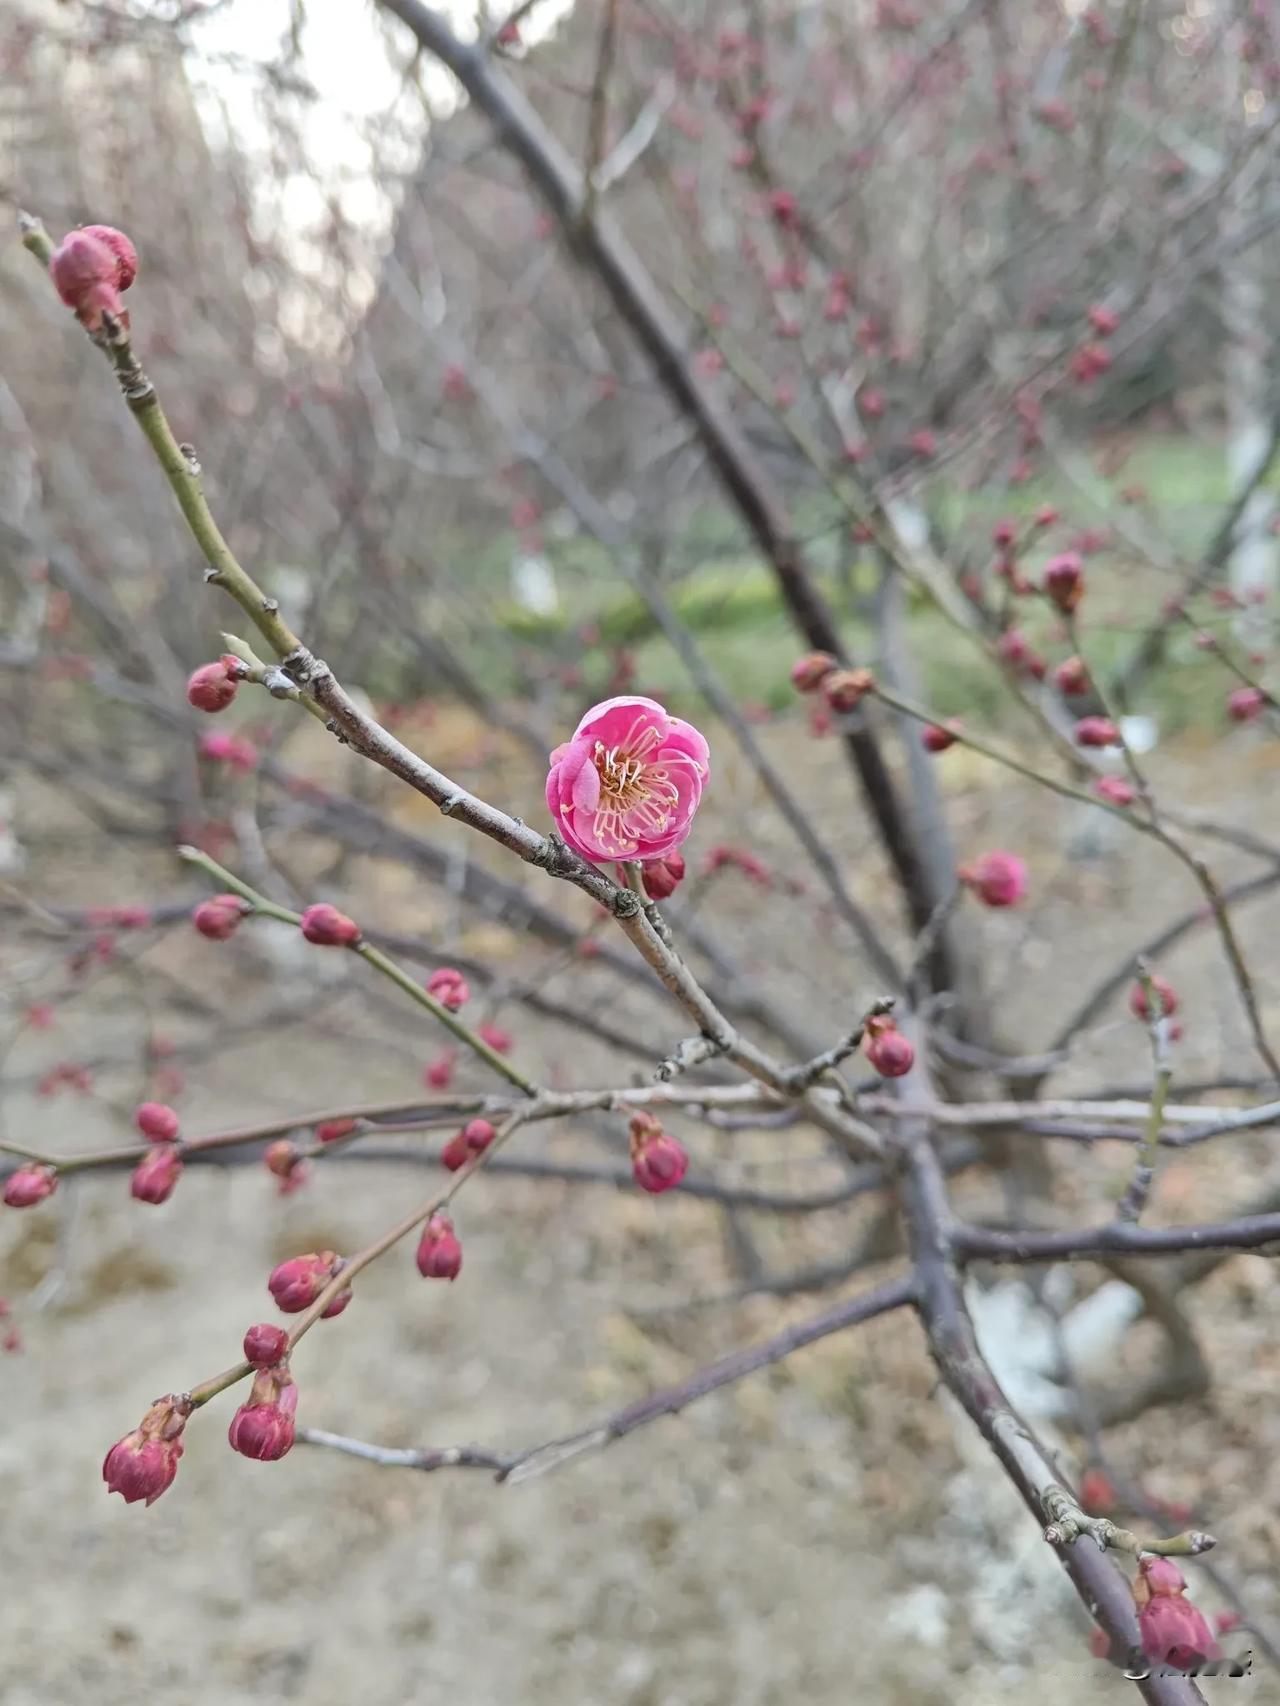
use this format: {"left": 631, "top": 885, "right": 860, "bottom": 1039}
{"left": 3, "top": 713, "right": 1279, "bottom": 1704}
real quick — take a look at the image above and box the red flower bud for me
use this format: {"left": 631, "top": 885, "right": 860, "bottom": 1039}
{"left": 476, "top": 1022, "right": 512, "bottom": 1054}
{"left": 415, "top": 1213, "right": 463, "bottom": 1280}
{"left": 50, "top": 224, "right": 137, "bottom": 331}
{"left": 1079, "top": 1467, "right": 1118, "bottom": 1514}
{"left": 642, "top": 853, "right": 686, "bottom": 901}
{"left": 192, "top": 892, "right": 247, "bottom": 940}
{"left": 1135, "top": 1556, "right": 1222, "bottom": 1672}
{"left": 865, "top": 1027, "right": 915, "bottom": 1078}
{"left": 959, "top": 850, "right": 1028, "bottom": 908}
{"left": 1087, "top": 304, "right": 1119, "bottom": 337}
{"left": 228, "top": 1368, "right": 298, "bottom": 1461}
{"left": 1074, "top": 716, "right": 1120, "bottom": 748}
{"left": 1129, "top": 975, "right": 1178, "bottom": 1021}
{"left": 3, "top": 1164, "right": 58, "bottom": 1208}
{"left": 630, "top": 1113, "right": 689, "bottom": 1193}
{"left": 1227, "top": 686, "right": 1266, "bottom": 723}
{"left": 243, "top": 1322, "right": 290, "bottom": 1368}
{"left": 1044, "top": 552, "right": 1085, "bottom": 612}
{"left": 315, "top": 1117, "right": 358, "bottom": 1144}
{"left": 1034, "top": 504, "right": 1059, "bottom": 528}
{"left": 822, "top": 667, "right": 877, "bottom": 712}
{"left": 186, "top": 660, "right": 238, "bottom": 713}
{"left": 423, "top": 1051, "right": 456, "bottom": 1090}
{"left": 268, "top": 1251, "right": 351, "bottom": 1317}
{"left": 426, "top": 966, "right": 470, "bottom": 1010}
{"left": 922, "top": 721, "right": 960, "bottom": 754}
{"left": 299, "top": 903, "right": 361, "bottom": 947}
{"left": 130, "top": 1144, "right": 182, "bottom": 1205}
{"left": 135, "top": 1101, "right": 180, "bottom": 1143}
{"left": 1053, "top": 655, "right": 1090, "bottom": 696}
{"left": 441, "top": 1117, "right": 496, "bottom": 1172}
{"left": 992, "top": 519, "right": 1017, "bottom": 548}
{"left": 1094, "top": 776, "right": 1136, "bottom": 807}
{"left": 102, "top": 1394, "right": 190, "bottom": 1506}
{"left": 263, "top": 1139, "right": 300, "bottom": 1179}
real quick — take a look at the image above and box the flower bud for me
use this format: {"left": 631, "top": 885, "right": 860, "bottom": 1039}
{"left": 1227, "top": 686, "right": 1266, "bottom": 723}
{"left": 1074, "top": 716, "right": 1120, "bottom": 748}
{"left": 228, "top": 1367, "right": 298, "bottom": 1461}
{"left": 50, "top": 224, "right": 137, "bottom": 331}
{"left": 102, "top": 1393, "right": 190, "bottom": 1506}
{"left": 822, "top": 667, "right": 876, "bottom": 713}
{"left": 315, "top": 1117, "right": 358, "bottom": 1145}
{"left": 921, "top": 721, "right": 959, "bottom": 754}
{"left": 192, "top": 892, "right": 247, "bottom": 940}
{"left": 1129, "top": 975, "right": 1178, "bottom": 1021}
{"left": 992, "top": 519, "right": 1017, "bottom": 548}
{"left": 1053, "top": 655, "right": 1090, "bottom": 696}
{"left": 642, "top": 853, "right": 686, "bottom": 901}
{"left": 959, "top": 850, "right": 1028, "bottom": 908}
{"left": 865, "top": 1028, "right": 915, "bottom": 1078}
{"left": 477, "top": 1022, "right": 512, "bottom": 1054}
{"left": 263, "top": 1139, "right": 300, "bottom": 1179}
{"left": 268, "top": 1250, "right": 352, "bottom": 1317}
{"left": 299, "top": 903, "right": 361, "bottom": 947}
{"left": 423, "top": 1051, "right": 456, "bottom": 1090}
{"left": 441, "top": 1117, "right": 496, "bottom": 1172}
{"left": 1044, "top": 552, "right": 1085, "bottom": 612}
{"left": 186, "top": 661, "right": 238, "bottom": 713}
{"left": 1079, "top": 1467, "right": 1118, "bottom": 1514}
{"left": 1094, "top": 776, "right": 1136, "bottom": 807}
{"left": 135, "top": 1101, "right": 180, "bottom": 1143}
{"left": 415, "top": 1213, "right": 463, "bottom": 1280}
{"left": 1088, "top": 303, "right": 1119, "bottom": 337}
{"left": 630, "top": 1114, "right": 689, "bottom": 1194}
{"left": 790, "top": 651, "right": 837, "bottom": 693}
{"left": 3, "top": 1164, "right": 58, "bottom": 1208}
{"left": 130, "top": 1144, "right": 182, "bottom": 1205}
{"left": 1135, "top": 1555, "right": 1222, "bottom": 1672}
{"left": 426, "top": 966, "right": 470, "bottom": 1010}
{"left": 243, "top": 1322, "right": 290, "bottom": 1368}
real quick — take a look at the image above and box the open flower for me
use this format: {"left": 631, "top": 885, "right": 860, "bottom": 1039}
{"left": 546, "top": 696, "right": 709, "bottom": 864}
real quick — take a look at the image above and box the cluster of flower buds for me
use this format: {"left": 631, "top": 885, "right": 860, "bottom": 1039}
{"left": 441, "top": 1118, "right": 496, "bottom": 1172}
{"left": 49, "top": 224, "right": 137, "bottom": 333}
{"left": 103, "top": 1393, "right": 191, "bottom": 1506}
{"left": 415, "top": 1213, "right": 463, "bottom": 1280}
{"left": 299, "top": 903, "right": 361, "bottom": 947}
{"left": 193, "top": 891, "right": 249, "bottom": 940}
{"left": 959, "top": 850, "right": 1028, "bottom": 909}
{"left": 426, "top": 966, "right": 470, "bottom": 1010}
{"left": 186, "top": 655, "right": 245, "bottom": 713}
{"left": 130, "top": 1101, "right": 183, "bottom": 1205}
{"left": 862, "top": 1012, "right": 915, "bottom": 1078}
{"left": 268, "top": 1251, "right": 352, "bottom": 1318}
{"left": 790, "top": 652, "right": 836, "bottom": 693}
{"left": 629, "top": 1110, "right": 689, "bottom": 1193}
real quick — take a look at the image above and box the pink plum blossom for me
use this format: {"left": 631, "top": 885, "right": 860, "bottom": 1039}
{"left": 546, "top": 696, "right": 710, "bottom": 864}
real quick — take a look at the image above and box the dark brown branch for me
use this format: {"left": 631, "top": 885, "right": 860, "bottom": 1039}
{"left": 955, "top": 1213, "right": 1280, "bottom": 1264}
{"left": 298, "top": 1274, "right": 917, "bottom": 1480}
